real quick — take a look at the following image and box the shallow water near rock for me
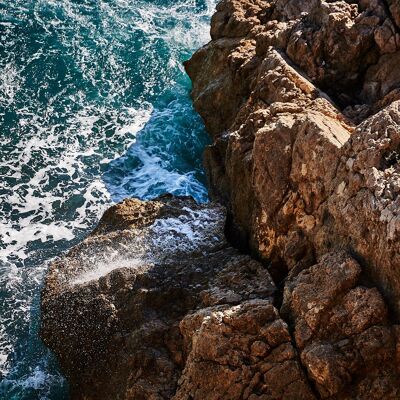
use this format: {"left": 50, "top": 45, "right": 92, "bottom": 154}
{"left": 0, "top": 0, "right": 216, "bottom": 398}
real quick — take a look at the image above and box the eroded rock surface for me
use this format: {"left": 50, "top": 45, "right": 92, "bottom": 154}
{"left": 41, "top": 196, "right": 400, "bottom": 399}
{"left": 174, "top": 299, "right": 314, "bottom": 400}
{"left": 282, "top": 252, "right": 400, "bottom": 399}
{"left": 42, "top": 195, "right": 314, "bottom": 399}
{"left": 41, "top": 1, "right": 400, "bottom": 399}
{"left": 186, "top": 0, "right": 400, "bottom": 315}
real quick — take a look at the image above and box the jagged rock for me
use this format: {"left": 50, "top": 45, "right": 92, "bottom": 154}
{"left": 42, "top": 195, "right": 313, "bottom": 399}
{"left": 174, "top": 300, "right": 315, "bottom": 400}
{"left": 362, "top": 51, "right": 400, "bottom": 103}
{"left": 282, "top": 252, "right": 400, "bottom": 399}
{"left": 41, "top": 1, "right": 400, "bottom": 399}
{"left": 186, "top": 0, "right": 400, "bottom": 316}
{"left": 41, "top": 198, "right": 400, "bottom": 399}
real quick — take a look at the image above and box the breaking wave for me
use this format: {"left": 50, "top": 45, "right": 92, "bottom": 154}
{"left": 0, "top": 0, "right": 216, "bottom": 398}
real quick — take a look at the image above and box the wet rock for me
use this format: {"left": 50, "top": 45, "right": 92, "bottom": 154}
{"left": 42, "top": 214, "right": 400, "bottom": 399}
{"left": 41, "top": 195, "right": 306, "bottom": 400}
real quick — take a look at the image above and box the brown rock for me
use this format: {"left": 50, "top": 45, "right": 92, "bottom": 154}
{"left": 42, "top": 195, "right": 311, "bottom": 400}
{"left": 388, "top": 0, "right": 400, "bottom": 29}
{"left": 174, "top": 300, "right": 314, "bottom": 400}
{"left": 282, "top": 252, "right": 400, "bottom": 399}
{"left": 329, "top": 101, "right": 400, "bottom": 313}
{"left": 186, "top": 0, "right": 400, "bottom": 318}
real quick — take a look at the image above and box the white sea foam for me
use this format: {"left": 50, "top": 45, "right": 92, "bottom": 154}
{"left": 149, "top": 206, "right": 223, "bottom": 252}
{"left": 0, "top": 104, "right": 152, "bottom": 261}
{"left": 0, "top": 0, "right": 217, "bottom": 396}
{"left": 0, "top": 62, "right": 23, "bottom": 107}
{"left": 72, "top": 257, "right": 144, "bottom": 285}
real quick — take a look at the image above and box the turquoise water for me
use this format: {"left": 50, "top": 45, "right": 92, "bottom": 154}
{"left": 0, "top": 0, "right": 215, "bottom": 398}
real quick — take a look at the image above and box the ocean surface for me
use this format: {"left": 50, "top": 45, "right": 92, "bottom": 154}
{"left": 0, "top": 0, "right": 216, "bottom": 398}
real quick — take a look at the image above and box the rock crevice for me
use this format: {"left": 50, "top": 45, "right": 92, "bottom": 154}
{"left": 186, "top": 0, "right": 400, "bottom": 317}
{"left": 41, "top": 196, "right": 400, "bottom": 399}
{"left": 41, "top": 1, "right": 400, "bottom": 399}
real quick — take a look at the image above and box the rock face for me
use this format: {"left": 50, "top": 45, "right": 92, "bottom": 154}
{"left": 41, "top": 196, "right": 400, "bottom": 399}
{"left": 41, "top": 1, "right": 400, "bottom": 399}
{"left": 41, "top": 195, "right": 312, "bottom": 399}
{"left": 174, "top": 299, "right": 314, "bottom": 400}
{"left": 282, "top": 252, "right": 399, "bottom": 399}
{"left": 185, "top": 0, "right": 400, "bottom": 315}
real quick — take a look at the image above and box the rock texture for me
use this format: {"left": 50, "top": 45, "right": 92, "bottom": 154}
{"left": 282, "top": 252, "right": 400, "bottom": 399}
{"left": 41, "top": 1, "right": 400, "bottom": 399}
{"left": 41, "top": 195, "right": 313, "bottom": 399}
{"left": 185, "top": 0, "right": 400, "bottom": 315}
{"left": 174, "top": 299, "right": 314, "bottom": 400}
{"left": 41, "top": 196, "right": 400, "bottom": 399}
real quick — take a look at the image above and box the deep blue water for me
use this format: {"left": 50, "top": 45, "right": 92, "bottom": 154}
{"left": 0, "top": 1, "right": 215, "bottom": 398}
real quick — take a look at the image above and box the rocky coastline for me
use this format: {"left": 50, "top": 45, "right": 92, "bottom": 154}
{"left": 41, "top": 1, "right": 400, "bottom": 399}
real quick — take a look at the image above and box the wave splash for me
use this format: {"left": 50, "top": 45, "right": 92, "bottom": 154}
{"left": 0, "top": 0, "right": 216, "bottom": 398}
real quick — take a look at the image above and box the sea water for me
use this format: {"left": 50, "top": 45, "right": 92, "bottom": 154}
{"left": 0, "top": 0, "right": 216, "bottom": 398}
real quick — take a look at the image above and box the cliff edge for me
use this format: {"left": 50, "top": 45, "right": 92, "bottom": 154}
{"left": 41, "top": 1, "right": 400, "bottom": 399}
{"left": 185, "top": 0, "right": 400, "bottom": 314}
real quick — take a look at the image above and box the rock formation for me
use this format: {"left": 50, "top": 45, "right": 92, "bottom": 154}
{"left": 185, "top": 0, "right": 400, "bottom": 315}
{"left": 41, "top": 195, "right": 400, "bottom": 399}
{"left": 282, "top": 252, "right": 399, "bottom": 399}
{"left": 41, "top": 1, "right": 400, "bottom": 399}
{"left": 42, "top": 195, "right": 309, "bottom": 399}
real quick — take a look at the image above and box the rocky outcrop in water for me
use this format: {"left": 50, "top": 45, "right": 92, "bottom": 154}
{"left": 185, "top": 0, "right": 400, "bottom": 316}
{"left": 41, "top": 1, "right": 400, "bottom": 399}
{"left": 42, "top": 195, "right": 312, "bottom": 399}
{"left": 41, "top": 196, "right": 400, "bottom": 399}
